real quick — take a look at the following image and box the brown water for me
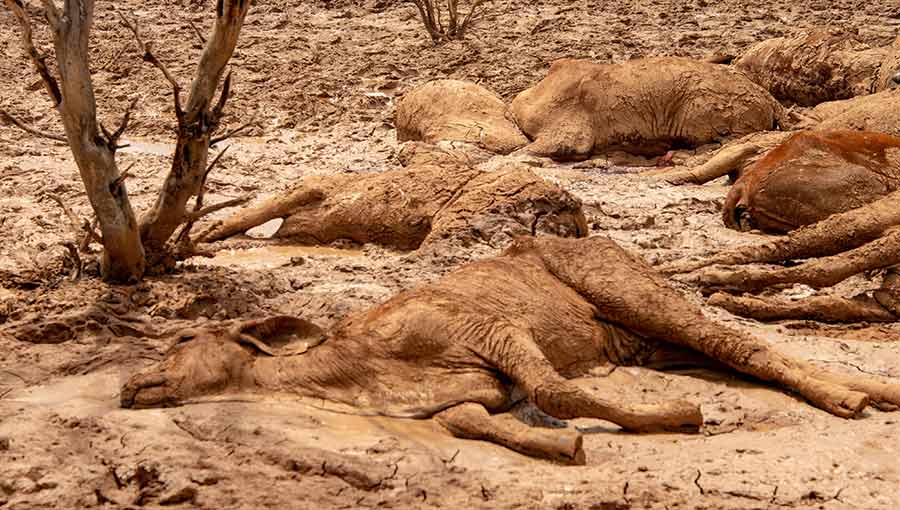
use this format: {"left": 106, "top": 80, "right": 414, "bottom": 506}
{"left": 195, "top": 245, "right": 365, "bottom": 270}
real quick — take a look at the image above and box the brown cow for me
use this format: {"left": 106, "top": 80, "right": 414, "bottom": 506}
{"left": 734, "top": 29, "right": 896, "bottom": 106}
{"left": 509, "top": 57, "right": 781, "bottom": 160}
{"left": 121, "top": 236, "right": 900, "bottom": 463}
{"left": 723, "top": 131, "right": 900, "bottom": 233}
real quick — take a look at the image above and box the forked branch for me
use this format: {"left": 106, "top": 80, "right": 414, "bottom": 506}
{"left": 138, "top": 0, "right": 254, "bottom": 262}
{"left": 408, "top": 0, "right": 490, "bottom": 43}
{"left": 6, "top": 0, "right": 146, "bottom": 282}
{"left": 118, "top": 10, "right": 183, "bottom": 120}
{"left": 210, "top": 119, "right": 256, "bottom": 146}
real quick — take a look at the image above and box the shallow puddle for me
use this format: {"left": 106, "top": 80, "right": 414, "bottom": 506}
{"left": 120, "top": 139, "right": 174, "bottom": 157}
{"left": 120, "top": 136, "right": 283, "bottom": 158}
{"left": 195, "top": 245, "right": 365, "bottom": 270}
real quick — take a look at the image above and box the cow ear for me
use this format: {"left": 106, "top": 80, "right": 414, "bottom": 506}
{"left": 163, "top": 328, "right": 202, "bottom": 353}
{"left": 231, "top": 316, "right": 326, "bottom": 356}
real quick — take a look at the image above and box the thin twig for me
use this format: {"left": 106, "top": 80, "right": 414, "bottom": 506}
{"left": 201, "top": 146, "right": 230, "bottom": 192}
{"left": 0, "top": 109, "right": 66, "bottom": 142}
{"left": 109, "top": 162, "right": 136, "bottom": 194}
{"left": 117, "top": 10, "right": 184, "bottom": 120}
{"left": 185, "top": 196, "right": 250, "bottom": 222}
{"left": 79, "top": 216, "right": 102, "bottom": 251}
{"left": 109, "top": 97, "right": 140, "bottom": 149}
{"left": 59, "top": 241, "right": 82, "bottom": 281}
{"left": 46, "top": 193, "right": 83, "bottom": 239}
{"left": 176, "top": 145, "right": 232, "bottom": 246}
{"left": 38, "top": 0, "right": 60, "bottom": 28}
{"left": 188, "top": 20, "right": 207, "bottom": 44}
{"left": 209, "top": 120, "right": 255, "bottom": 146}
{"left": 211, "top": 71, "right": 233, "bottom": 122}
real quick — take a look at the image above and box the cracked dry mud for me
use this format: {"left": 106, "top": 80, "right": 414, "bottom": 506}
{"left": 2, "top": 0, "right": 900, "bottom": 509}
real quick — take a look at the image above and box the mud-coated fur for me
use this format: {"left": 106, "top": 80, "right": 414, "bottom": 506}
{"left": 734, "top": 29, "right": 890, "bottom": 106}
{"left": 810, "top": 88, "right": 900, "bottom": 137}
{"left": 395, "top": 79, "right": 528, "bottom": 154}
{"left": 203, "top": 160, "right": 587, "bottom": 250}
{"left": 723, "top": 130, "right": 900, "bottom": 233}
{"left": 509, "top": 57, "right": 782, "bottom": 160}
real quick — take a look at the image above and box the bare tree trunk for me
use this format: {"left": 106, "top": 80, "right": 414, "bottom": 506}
{"left": 7, "top": 0, "right": 145, "bottom": 282}
{"left": 138, "top": 0, "right": 252, "bottom": 268}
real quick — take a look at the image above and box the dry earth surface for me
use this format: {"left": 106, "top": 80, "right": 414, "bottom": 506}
{"left": 3, "top": 0, "right": 900, "bottom": 508}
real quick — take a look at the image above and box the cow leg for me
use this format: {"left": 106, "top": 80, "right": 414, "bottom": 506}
{"left": 435, "top": 402, "right": 586, "bottom": 465}
{"left": 200, "top": 184, "right": 327, "bottom": 242}
{"left": 658, "top": 191, "right": 900, "bottom": 276}
{"left": 516, "top": 236, "right": 877, "bottom": 418}
{"left": 646, "top": 141, "right": 763, "bottom": 185}
{"left": 708, "top": 292, "right": 897, "bottom": 323}
{"left": 520, "top": 111, "right": 594, "bottom": 161}
{"left": 812, "top": 369, "right": 900, "bottom": 412}
{"left": 477, "top": 326, "right": 703, "bottom": 433}
{"left": 692, "top": 227, "right": 900, "bottom": 293}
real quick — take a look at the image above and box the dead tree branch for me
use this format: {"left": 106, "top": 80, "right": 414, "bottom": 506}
{"left": 60, "top": 240, "right": 82, "bottom": 281}
{"left": 109, "top": 162, "right": 135, "bottom": 194}
{"left": 0, "top": 108, "right": 66, "bottom": 142}
{"left": 210, "top": 120, "right": 256, "bottom": 146}
{"left": 4, "top": 0, "right": 254, "bottom": 281}
{"left": 46, "top": 193, "right": 84, "bottom": 239}
{"left": 186, "top": 196, "right": 250, "bottom": 222}
{"left": 5, "top": 0, "right": 62, "bottom": 106}
{"left": 108, "top": 96, "right": 139, "bottom": 150}
{"left": 188, "top": 20, "right": 207, "bottom": 45}
{"left": 118, "top": 10, "right": 184, "bottom": 120}
{"left": 201, "top": 145, "right": 230, "bottom": 190}
{"left": 138, "top": 0, "right": 253, "bottom": 265}
{"left": 79, "top": 216, "right": 102, "bottom": 252}
{"left": 408, "top": 0, "right": 490, "bottom": 43}
{"left": 6, "top": 0, "right": 146, "bottom": 282}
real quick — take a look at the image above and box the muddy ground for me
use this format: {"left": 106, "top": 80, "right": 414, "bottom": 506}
{"left": 3, "top": 0, "right": 900, "bottom": 508}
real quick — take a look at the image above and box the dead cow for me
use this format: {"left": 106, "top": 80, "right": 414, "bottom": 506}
{"left": 201, "top": 161, "right": 587, "bottom": 250}
{"left": 806, "top": 88, "right": 900, "bottom": 137}
{"left": 723, "top": 130, "right": 900, "bottom": 234}
{"left": 121, "top": 236, "right": 900, "bottom": 464}
{"left": 395, "top": 79, "right": 528, "bottom": 154}
{"left": 664, "top": 131, "right": 900, "bottom": 323}
{"left": 509, "top": 57, "right": 782, "bottom": 160}
{"left": 662, "top": 141, "right": 900, "bottom": 323}
{"left": 734, "top": 29, "right": 895, "bottom": 106}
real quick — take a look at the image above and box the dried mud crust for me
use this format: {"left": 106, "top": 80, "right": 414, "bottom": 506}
{"left": 3, "top": 0, "right": 900, "bottom": 509}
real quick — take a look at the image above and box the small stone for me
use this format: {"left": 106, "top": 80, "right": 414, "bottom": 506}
{"left": 0, "top": 437, "right": 10, "bottom": 451}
